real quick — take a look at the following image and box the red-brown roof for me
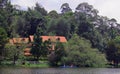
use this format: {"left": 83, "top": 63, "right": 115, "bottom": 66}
{"left": 24, "top": 48, "right": 31, "bottom": 52}
{"left": 9, "top": 39, "right": 14, "bottom": 45}
{"left": 24, "top": 53, "right": 32, "bottom": 56}
{"left": 29, "top": 35, "right": 67, "bottom": 43}
{"left": 24, "top": 48, "right": 31, "bottom": 56}
{"left": 9, "top": 38, "right": 29, "bottom": 44}
{"left": 9, "top": 36, "right": 67, "bottom": 56}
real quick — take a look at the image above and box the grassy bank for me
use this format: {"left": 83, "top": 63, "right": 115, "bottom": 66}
{"left": 0, "top": 61, "right": 50, "bottom": 68}
{"left": 1, "top": 61, "right": 120, "bottom": 68}
{"left": 22, "top": 63, "right": 50, "bottom": 68}
{"left": 0, "top": 63, "right": 50, "bottom": 68}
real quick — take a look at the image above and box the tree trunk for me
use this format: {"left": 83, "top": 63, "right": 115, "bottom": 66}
{"left": 114, "top": 61, "right": 119, "bottom": 68}
{"left": 0, "top": 56, "right": 2, "bottom": 65}
{"left": 37, "top": 56, "right": 39, "bottom": 61}
{"left": 115, "top": 63, "right": 119, "bottom": 68}
{"left": 13, "top": 55, "right": 17, "bottom": 65}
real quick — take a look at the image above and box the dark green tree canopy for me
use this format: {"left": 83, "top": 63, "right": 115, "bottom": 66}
{"left": 0, "top": 27, "right": 8, "bottom": 60}
{"left": 34, "top": 3, "right": 47, "bottom": 16}
{"left": 48, "top": 10, "right": 59, "bottom": 19}
{"left": 105, "top": 36, "right": 120, "bottom": 67}
{"left": 30, "top": 27, "right": 50, "bottom": 60}
{"left": 63, "top": 34, "right": 106, "bottom": 67}
{"left": 61, "top": 3, "right": 72, "bottom": 13}
{"left": 0, "top": 27, "right": 8, "bottom": 48}
{"left": 1, "top": 1, "right": 120, "bottom": 67}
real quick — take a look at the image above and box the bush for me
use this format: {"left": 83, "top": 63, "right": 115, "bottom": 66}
{"left": 62, "top": 34, "right": 107, "bottom": 67}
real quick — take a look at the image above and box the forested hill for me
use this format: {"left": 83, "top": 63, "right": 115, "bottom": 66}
{"left": 0, "top": 1, "right": 120, "bottom": 52}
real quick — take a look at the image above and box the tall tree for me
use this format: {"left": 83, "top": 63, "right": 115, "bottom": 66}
{"left": 34, "top": 3, "right": 47, "bottom": 16}
{"left": 61, "top": 3, "right": 72, "bottom": 14}
{"left": 48, "top": 10, "right": 59, "bottom": 19}
{"left": 55, "top": 18, "right": 70, "bottom": 39}
{"left": 48, "top": 42, "right": 66, "bottom": 66}
{"left": 0, "top": 27, "right": 8, "bottom": 63}
{"left": 25, "top": 8, "right": 47, "bottom": 35}
{"left": 30, "top": 27, "right": 50, "bottom": 61}
{"left": 75, "top": 2, "right": 98, "bottom": 18}
{"left": 4, "top": 43, "right": 26, "bottom": 65}
{"left": 0, "top": 0, "right": 14, "bottom": 37}
{"left": 63, "top": 34, "right": 106, "bottom": 67}
{"left": 105, "top": 36, "right": 120, "bottom": 67}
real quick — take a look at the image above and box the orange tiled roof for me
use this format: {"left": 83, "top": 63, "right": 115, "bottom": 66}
{"left": 9, "top": 39, "right": 14, "bottom": 45}
{"left": 24, "top": 53, "right": 32, "bottom": 56}
{"left": 24, "top": 48, "right": 31, "bottom": 56}
{"left": 29, "top": 35, "right": 67, "bottom": 42}
{"left": 10, "top": 38, "right": 29, "bottom": 44}
{"left": 24, "top": 48, "right": 31, "bottom": 52}
{"left": 29, "top": 35, "right": 34, "bottom": 42}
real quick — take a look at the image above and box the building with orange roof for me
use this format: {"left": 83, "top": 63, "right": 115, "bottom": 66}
{"left": 9, "top": 37, "right": 31, "bottom": 56}
{"left": 9, "top": 38, "right": 29, "bottom": 45}
{"left": 9, "top": 35, "right": 67, "bottom": 56}
{"left": 29, "top": 35, "right": 67, "bottom": 51}
{"left": 29, "top": 35, "right": 67, "bottom": 42}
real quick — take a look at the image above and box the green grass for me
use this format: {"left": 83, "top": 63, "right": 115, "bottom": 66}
{"left": 22, "top": 63, "right": 50, "bottom": 68}
{"left": 0, "top": 60, "right": 50, "bottom": 68}
{"left": 0, "top": 63, "right": 50, "bottom": 68}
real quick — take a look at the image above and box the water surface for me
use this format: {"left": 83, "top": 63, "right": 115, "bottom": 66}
{"left": 1, "top": 68, "right": 120, "bottom": 74}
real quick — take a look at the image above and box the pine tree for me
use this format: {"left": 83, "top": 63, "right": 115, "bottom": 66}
{"left": 30, "top": 27, "right": 50, "bottom": 61}
{"left": 0, "top": 27, "right": 8, "bottom": 63}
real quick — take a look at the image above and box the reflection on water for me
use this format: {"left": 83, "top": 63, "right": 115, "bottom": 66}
{"left": 1, "top": 68, "right": 120, "bottom": 74}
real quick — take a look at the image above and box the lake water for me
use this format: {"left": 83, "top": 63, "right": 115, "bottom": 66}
{"left": 1, "top": 68, "right": 120, "bottom": 74}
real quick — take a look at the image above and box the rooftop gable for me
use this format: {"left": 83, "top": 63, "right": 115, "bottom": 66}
{"left": 9, "top": 38, "right": 29, "bottom": 44}
{"left": 29, "top": 35, "right": 67, "bottom": 42}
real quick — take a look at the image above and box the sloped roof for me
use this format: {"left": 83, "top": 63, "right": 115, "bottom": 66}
{"left": 9, "top": 38, "right": 29, "bottom": 44}
{"left": 29, "top": 35, "right": 67, "bottom": 43}
{"left": 9, "top": 39, "right": 14, "bottom": 45}
{"left": 24, "top": 48, "right": 31, "bottom": 52}
{"left": 24, "top": 48, "right": 31, "bottom": 56}
{"left": 24, "top": 53, "right": 32, "bottom": 56}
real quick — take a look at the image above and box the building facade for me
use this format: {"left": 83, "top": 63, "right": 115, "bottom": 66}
{"left": 9, "top": 35, "right": 67, "bottom": 56}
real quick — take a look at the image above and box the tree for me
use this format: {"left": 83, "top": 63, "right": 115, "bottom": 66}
{"left": 26, "top": 8, "right": 47, "bottom": 35}
{"left": 30, "top": 27, "right": 50, "bottom": 61}
{"left": 0, "top": 27, "right": 8, "bottom": 63}
{"left": 48, "top": 42, "right": 66, "bottom": 66}
{"left": 4, "top": 43, "right": 26, "bottom": 65}
{"left": 34, "top": 3, "right": 47, "bottom": 16}
{"left": 108, "top": 18, "right": 119, "bottom": 39}
{"left": 75, "top": 12, "right": 105, "bottom": 52}
{"left": 0, "top": 0, "right": 14, "bottom": 37}
{"left": 75, "top": 2, "right": 98, "bottom": 18}
{"left": 55, "top": 18, "right": 70, "bottom": 39}
{"left": 10, "top": 14, "right": 28, "bottom": 37}
{"left": 46, "top": 18, "right": 57, "bottom": 36}
{"left": 61, "top": 3, "right": 72, "bottom": 14}
{"left": 63, "top": 34, "right": 106, "bottom": 67}
{"left": 48, "top": 10, "right": 59, "bottom": 19}
{"left": 105, "top": 36, "right": 120, "bottom": 67}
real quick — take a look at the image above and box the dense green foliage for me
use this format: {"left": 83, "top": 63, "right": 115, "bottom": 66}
{"left": 1, "top": 0, "right": 120, "bottom": 67}
{"left": 0, "top": 27, "right": 8, "bottom": 63}
{"left": 4, "top": 43, "right": 25, "bottom": 64}
{"left": 62, "top": 34, "right": 106, "bottom": 67}
{"left": 105, "top": 36, "right": 120, "bottom": 67}
{"left": 48, "top": 42, "right": 66, "bottom": 66}
{"left": 30, "top": 32, "right": 50, "bottom": 61}
{"left": 30, "top": 25, "right": 51, "bottom": 60}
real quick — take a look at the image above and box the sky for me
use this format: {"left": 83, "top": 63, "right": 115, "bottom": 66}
{"left": 11, "top": 0, "right": 120, "bottom": 23}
